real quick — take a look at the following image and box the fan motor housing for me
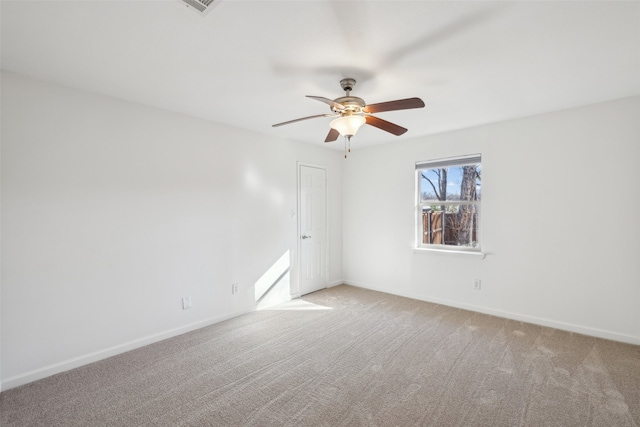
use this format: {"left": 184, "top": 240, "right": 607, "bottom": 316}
{"left": 332, "top": 96, "right": 366, "bottom": 113}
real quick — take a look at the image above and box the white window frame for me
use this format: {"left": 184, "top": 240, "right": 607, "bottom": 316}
{"left": 415, "top": 154, "right": 482, "bottom": 254}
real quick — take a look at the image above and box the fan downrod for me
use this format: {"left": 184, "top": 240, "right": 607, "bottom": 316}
{"left": 340, "top": 78, "right": 356, "bottom": 94}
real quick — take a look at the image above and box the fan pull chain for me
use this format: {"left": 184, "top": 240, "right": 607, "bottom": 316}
{"left": 343, "top": 135, "right": 353, "bottom": 159}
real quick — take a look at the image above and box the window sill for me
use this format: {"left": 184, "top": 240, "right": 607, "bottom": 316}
{"left": 413, "top": 247, "right": 486, "bottom": 259}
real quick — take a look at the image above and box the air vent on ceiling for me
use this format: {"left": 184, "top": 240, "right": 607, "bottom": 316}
{"left": 179, "top": 0, "right": 218, "bottom": 16}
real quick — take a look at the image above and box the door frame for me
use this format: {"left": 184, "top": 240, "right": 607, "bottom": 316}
{"left": 296, "top": 162, "right": 329, "bottom": 297}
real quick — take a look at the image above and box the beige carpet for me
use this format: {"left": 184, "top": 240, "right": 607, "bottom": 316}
{"left": 2, "top": 285, "right": 639, "bottom": 426}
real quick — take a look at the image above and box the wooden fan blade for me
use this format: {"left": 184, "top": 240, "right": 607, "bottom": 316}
{"left": 365, "top": 115, "right": 408, "bottom": 136}
{"left": 325, "top": 128, "right": 339, "bottom": 143}
{"left": 306, "top": 96, "right": 345, "bottom": 111}
{"left": 363, "top": 97, "right": 425, "bottom": 114}
{"left": 272, "top": 114, "right": 336, "bottom": 127}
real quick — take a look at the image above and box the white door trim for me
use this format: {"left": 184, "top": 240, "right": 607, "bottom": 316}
{"left": 296, "top": 162, "right": 329, "bottom": 297}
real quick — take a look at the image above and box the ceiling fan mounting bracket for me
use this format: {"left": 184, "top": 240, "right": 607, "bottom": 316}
{"left": 340, "top": 78, "right": 357, "bottom": 93}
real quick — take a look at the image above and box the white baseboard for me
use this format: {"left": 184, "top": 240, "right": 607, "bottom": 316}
{"left": 343, "top": 280, "right": 640, "bottom": 346}
{"left": 289, "top": 281, "right": 342, "bottom": 301}
{"left": 0, "top": 304, "right": 257, "bottom": 392}
{"left": 327, "top": 280, "right": 344, "bottom": 288}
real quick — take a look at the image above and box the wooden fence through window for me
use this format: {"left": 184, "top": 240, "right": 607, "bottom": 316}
{"left": 422, "top": 210, "right": 478, "bottom": 246}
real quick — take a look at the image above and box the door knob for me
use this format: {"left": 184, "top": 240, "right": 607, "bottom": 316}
{"left": 301, "top": 235, "right": 311, "bottom": 239}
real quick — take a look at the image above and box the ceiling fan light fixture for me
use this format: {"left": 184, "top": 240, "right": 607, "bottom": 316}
{"left": 330, "top": 115, "right": 366, "bottom": 137}
{"left": 272, "top": 78, "right": 425, "bottom": 145}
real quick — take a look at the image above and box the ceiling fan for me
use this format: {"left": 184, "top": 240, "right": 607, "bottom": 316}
{"left": 272, "top": 78, "right": 425, "bottom": 154}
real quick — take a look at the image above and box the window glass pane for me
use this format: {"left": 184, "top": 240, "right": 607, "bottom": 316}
{"left": 421, "top": 204, "right": 479, "bottom": 248}
{"left": 419, "top": 163, "right": 481, "bottom": 203}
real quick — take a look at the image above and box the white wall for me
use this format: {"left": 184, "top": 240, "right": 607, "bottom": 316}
{"left": 2, "top": 71, "right": 638, "bottom": 392}
{"left": 343, "top": 96, "right": 640, "bottom": 344}
{"left": 0, "top": 72, "right": 343, "bottom": 389}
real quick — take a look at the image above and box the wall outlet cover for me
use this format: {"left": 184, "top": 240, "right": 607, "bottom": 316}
{"left": 182, "top": 296, "right": 192, "bottom": 309}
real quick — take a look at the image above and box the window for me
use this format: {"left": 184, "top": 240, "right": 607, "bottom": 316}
{"left": 416, "top": 155, "right": 482, "bottom": 251}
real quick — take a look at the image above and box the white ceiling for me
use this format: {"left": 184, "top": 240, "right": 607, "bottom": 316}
{"left": 2, "top": 0, "right": 639, "bottom": 150}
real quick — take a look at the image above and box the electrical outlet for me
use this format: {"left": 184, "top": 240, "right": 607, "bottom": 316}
{"left": 473, "top": 279, "right": 481, "bottom": 290}
{"left": 232, "top": 283, "right": 238, "bottom": 295}
{"left": 182, "top": 296, "right": 192, "bottom": 310}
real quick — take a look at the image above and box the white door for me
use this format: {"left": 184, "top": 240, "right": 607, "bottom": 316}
{"left": 298, "top": 164, "right": 327, "bottom": 295}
